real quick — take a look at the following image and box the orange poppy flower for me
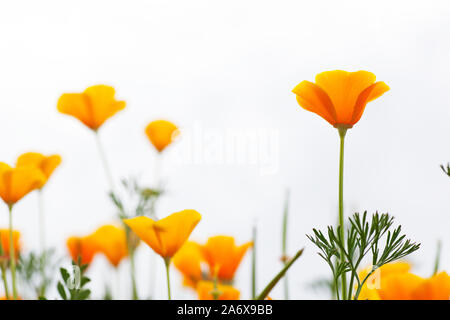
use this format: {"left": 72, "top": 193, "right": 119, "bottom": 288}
{"left": 0, "top": 229, "right": 21, "bottom": 260}
{"left": 173, "top": 241, "right": 204, "bottom": 288}
{"left": 123, "top": 209, "right": 201, "bottom": 258}
{"left": 16, "top": 152, "right": 61, "bottom": 188}
{"left": 358, "top": 262, "right": 450, "bottom": 300}
{"left": 66, "top": 235, "right": 97, "bottom": 265}
{"left": 202, "top": 236, "right": 252, "bottom": 281}
{"left": 57, "top": 85, "right": 126, "bottom": 131}
{"left": 412, "top": 272, "right": 450, "bottom": 300}
{"left": 0, "top": 163, "right": 46, "bottom": 206}
{"left": 145, "top": 120, "right": 179, "bottom": 153}
{"left": 196, "top": 281, "right": 240, "bottom": 300}
{"left": 91, "top": 225, "right": 128, "bottom": 268}
{"left": 292, "top": 70, "right": 389, "bottom": 128}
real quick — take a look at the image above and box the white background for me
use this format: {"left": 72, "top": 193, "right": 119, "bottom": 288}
{"left": 1, "top": 0, "right": 450, "bottom": 299}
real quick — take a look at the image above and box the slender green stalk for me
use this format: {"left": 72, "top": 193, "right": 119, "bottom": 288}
{"left": 337, "top": 127, "right": 347, "bottom": 300}
{"left": 251, "top": 224, "right": 257, "bottom": 299}
{"left": 125, "top": 227, "right": 139, "bottom": 300}
{"left": 433, "top": 239, "right": 442, "bottom": 275}
{"left": 255, "top": 248, "right": 304, "bottom": 300}
{"left": 282, "top": 189, "right": 290, "bottom": 300}
{"left": 8, "top": 205, "right": 18, "bottom": 300}
{"left": 164, "top": 258, "right": 172, "bottom": 300}
{"left": 1, "top": 264, "right": 9, "bottom": 300}
{"left": 94, "top": 131, "right": 115, "bottom": 191}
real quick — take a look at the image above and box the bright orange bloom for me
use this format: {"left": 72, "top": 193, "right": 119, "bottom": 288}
{"left": 0, "top": 229, "right": 21, "bottom": 260}
{"left": 0, "top": 163, "right": 46, "bottom": 206}
{"left": 173, "top": 241, "right": 204, "bottom": 287}
{"left": 91, "top": 225, "right": 128, "bottom": 267}
{"left": 196, "top": 281, "right": 240, "bottom": 300}
{"left": 202, "top": 236, "right": 252, "bottom": 281}
{"left": 66, "top": 235, "right": 97, "bottom": 265}
{"left": 57, "top": 85, "right": 126, "bottom": 131}
{"left": 358, "top": 262, "right": 450, "bottom": 300}
{"left": 123, "top": 209, "right": 201, "bottom": 258}
{"left": 145, "top": 120, "right": 179, "bottom": 153}
{"left": 16, "top": 152, "right": 61, "bottom": 188}
{"left": 412, "top": 272, "right": 450, "bottom": 300}
{"left": 292, "top": 70, "right": 389, "bottom": 128}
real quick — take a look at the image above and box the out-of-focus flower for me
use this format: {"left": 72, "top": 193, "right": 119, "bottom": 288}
{"left": 292, "top": 70, "right": 389, "bottom": 128}
{"left": 0, "top": 229, "right": 21, "bottom": 261}
{"left": 145, "top": 120, "right": 179, "bottom": 153}
{"left": 91, "top": 225, "right": 128, "bottom": 268}
{"left": 57, "top": 85, "right": 126, "bottom": 131}
{"left": 202, "top": 236, "right": 252, "bottom": 281}
{"left": 358, "top": 262, "right": 450, "bottom": 300}
{"left": 196, "top": 281, "right": 240, "bottom": 300}
{"left": 412, "top": 272, "right": 450, "bottom": 300}
{"left": 123, "top": 209, "right": 201, "bottom": 258}
{"left": 66, "top": 235, "right": 97, "bottom": 265}
{"left": 0, "top": 163, "right": 46, "bottom": 206}
{"left": 16, "top": 152, "right": 61, "bottom": 188}
{"left": 173, "top": 241, "right": 204, "bottom": 288}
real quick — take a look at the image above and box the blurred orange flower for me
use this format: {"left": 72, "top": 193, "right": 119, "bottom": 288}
{"left": 292, "top": 70, "right": 389, "bottom": 128}
{"left": 91, "top": 225, "right": 128, "bottom": 268}
{"left": 145, "top": 120, "right": 179, "bottom": 153}
{"left": 57, "top": 85, "right": 126, "bottom": 131}
{"left": 123, "top": 209, "right": 201, "bottom": 258}
{"left": 173, "top": 241, "right": 204, "bottom": 287}
{"left": 16, "top": 152, "right": 61, "bottom": 188}
{"left": 358, "top": 262, "right": 450, "bottom": 300}
{"left": 0, "top": 229, "right": 21, "bottom": 261}
{"left": 67, "top": 235, "right": 97, "bottom": 265}
{"left": 196, "top": 281, "right": 240, "bottom": 300}
{"left": 202, "top": 236, "right": 252, "bottom": 281}
{"left": 0, "top": 163, "right": 46, "bottom": 206}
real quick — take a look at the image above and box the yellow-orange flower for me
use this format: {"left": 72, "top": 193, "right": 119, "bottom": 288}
{"left": 66, "top": 235, "right": 97, "bottom": 265}
{"left": 202, "top": 236, "right": 252, "bottom": 281}
{"left": 292, "top": 70, "right": 389, "bottom": 128}
{"left": 358, "top": 262, "right": 450, "bottom": 300}
{"left": 57, "top": 85, "right": 126, "bottom": 131}
{"left": 145, "top": 120, "right": 179, "bottom": 153}
{"left": 196, "top": 281, "right": 240, "bottom": 300}
{"left": 173, "top": 241, "right": 204, "bottom": 287}
{"left": 16, "top": 152, "right": 61, "bottom": 188}
{"left": 0, "top": 163, "right": 46, "bottom": 206}
{"left": 91, "top": 225, "right": 128, "bottom": 268}
{"left": 0, "top": 229, "right": 21, "bottom": 260}
{"left": 123, "top": 209, "right": 201, "bottom": 258}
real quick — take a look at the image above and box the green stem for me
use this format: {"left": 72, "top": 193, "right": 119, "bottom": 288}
{"left": 164, "top": 258, "right": 172, "bottom": 300}
{"left": 8, "top": 205, "right": 18, "bottom": 300}
{"left": 282, "top": 189, "right": 290, "bottom": 300}
{"left": 1, "top": 264, "right": 9, "bottom": 300}
{"left": 94, "top": 131, "right": 115, "bottom": 192}
{"left": 255, "top": 248, "right": 304, "bottom": 300}
{"left": 338, "top": 127, "right": 347, "bottom": 300}
{"left": 433, "top": 239, "right": 442, "bottom": 275}
{"left": 125, "top": 227, "right": 138, "bottom": 300}
{"left": 251, "top": 224, "right": 257, "bottom": 299}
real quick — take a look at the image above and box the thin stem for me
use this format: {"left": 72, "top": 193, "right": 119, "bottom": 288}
{"left": 338, "top": 127, "right": 347, "bottom": 300}
{"left": 282, "top": 189, "right": 290, "bottom": 300}
{"left": 38, "top": 190, "right": 45, "bottom": 252}
{"left": 125, "top": 226, "right": 138, "bottom": 300}
{"left": 1, "top": 264, "right": 9, "bottom": 300}
{"left": 8, "top": 205, "right": 18, "bottom": 300}
{"left": 354, "top": 267, "right": 377, "bottom": 300}
{"left": 251, "top": 224, "right": 257, "bottom": 299}
{"left": 433, "top": 239, "right": 442, "bottom": 275}
{"left": 94, "top": 131, "right": 115, "bottom": 192}
{"left": 164, "top": 258, "right": 172, "bottom": 300}
{"left": 255, "top": 248, "right": 304, "bottom": 300}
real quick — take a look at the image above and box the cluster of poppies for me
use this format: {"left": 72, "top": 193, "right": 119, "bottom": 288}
{"left": 1, "top": 70, "right": 449, "bottom": 300}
